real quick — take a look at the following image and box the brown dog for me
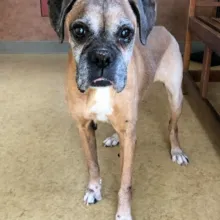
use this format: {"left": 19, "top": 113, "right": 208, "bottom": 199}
{"left": 48, "top": 0, "right": 189, "bottom": 219}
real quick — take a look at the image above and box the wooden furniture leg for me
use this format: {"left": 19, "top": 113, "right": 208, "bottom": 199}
{"left": 183, "top": 32, "right": 192, "bottom": 74}
{"left": 183, "top": 0, "right": 196, "bottom": 73}
{"left": 200, "top": 46, "right": 212, "bottom": 98}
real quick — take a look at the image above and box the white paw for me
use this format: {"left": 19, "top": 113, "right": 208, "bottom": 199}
{"left": 103, "top": 133, "right": 119, "bottom": 147}
{"left": 115, "top": 213, "right": 132, "bottom": 220}
{"left": 171, "top": 148, "right": 189, "bottom": 166}
{"left": 83, "top": 180, "right": 102, "bottom": 205}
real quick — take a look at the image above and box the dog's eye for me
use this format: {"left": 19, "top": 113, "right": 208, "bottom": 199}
{"left": 75, "top": 27, "right": 85, "bottom": 36}
{"left": 120, "top": 29, "right": 131, "bottom": 39}
{"left": 118, "top": 27, "right": 134, "bottom": 44}
{"left": 73, "top": 25, "right": 86, "bottom": 37}
{"left": 71, "top": 23, "right": 88, "bottom": 40}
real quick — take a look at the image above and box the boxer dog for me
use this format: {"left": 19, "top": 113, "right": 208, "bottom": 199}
{"left": 48, "top": 0, "right": 189, "bottom": 219}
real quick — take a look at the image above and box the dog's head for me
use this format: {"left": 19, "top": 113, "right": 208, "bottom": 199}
{"left": 48, "top": 0, "right": 156, "bottom": 92}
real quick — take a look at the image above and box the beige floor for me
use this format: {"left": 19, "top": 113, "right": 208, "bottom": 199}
{"left": 189, "top": 61, "right": 220, "bottom": 114}
{"left": 0, "top": 55, "right": 220, "bottom": 220}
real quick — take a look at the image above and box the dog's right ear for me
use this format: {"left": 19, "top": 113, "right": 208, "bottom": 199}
{"left": 48, "top": 0, "right": 78, "bottom": 43}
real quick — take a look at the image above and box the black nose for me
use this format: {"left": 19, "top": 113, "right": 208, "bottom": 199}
{"left": 90, "top": 49, "right": 113, "bottom": 68}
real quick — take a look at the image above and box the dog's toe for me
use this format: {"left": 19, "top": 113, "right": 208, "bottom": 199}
{"left": 103, "top": 133, "right": 119, "bottom": 147}
{"left": 84, "top": 188, "right": 102, "bottom": 205}
{"left": 171, "top": 148, "right": 189, "bottom": 166}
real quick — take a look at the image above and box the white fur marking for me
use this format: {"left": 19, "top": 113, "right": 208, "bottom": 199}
{"left": 84, "top": 178, "right": 102, "bottom": 205}
{"left": 90, "top": 87, "right": 113, "bottom": 122}
{"left": 103, "top": 133, "right": 119, "bottom": 147}
{"left": 171, "top": 148, "right": 189, "bottom": 165}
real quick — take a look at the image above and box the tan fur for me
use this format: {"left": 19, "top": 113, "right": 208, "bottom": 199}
{"left": 64, "top": 1, "right": 187, "bottom": 219}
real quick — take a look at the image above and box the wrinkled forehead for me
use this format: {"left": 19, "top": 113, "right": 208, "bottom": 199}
{"left": 82, "top": 0, "right": 136, "bottom": 33}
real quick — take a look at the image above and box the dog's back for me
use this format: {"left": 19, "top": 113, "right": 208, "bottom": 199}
{"left": 135, "top": 26, "right": 183, "bottom": 96}
{"left": 148, "top": 26, "right": 183, "bottom": 82}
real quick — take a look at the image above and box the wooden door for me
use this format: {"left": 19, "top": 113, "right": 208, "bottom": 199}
{"left": 40, "top": 0, "right": 49, "bottom": 17}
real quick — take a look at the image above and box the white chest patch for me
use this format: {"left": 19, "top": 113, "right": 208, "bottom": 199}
{"left": 89, "top": 87, "right": 113, "bottom": 122}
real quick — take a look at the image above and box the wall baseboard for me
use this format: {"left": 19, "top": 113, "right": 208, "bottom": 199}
{"left": 0, "top": 41, "right": 204, "bottom": 54}
{"left": 0, "top": 41, "right": 70, "bottom": 54}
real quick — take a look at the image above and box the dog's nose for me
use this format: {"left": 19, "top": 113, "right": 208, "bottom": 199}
{"left": 90, "top": 49, "right": 113, "bottom": 68}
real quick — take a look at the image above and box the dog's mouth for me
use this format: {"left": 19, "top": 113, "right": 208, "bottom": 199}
{"left": 91, "top": 77, "right": 113, "bottom": 87}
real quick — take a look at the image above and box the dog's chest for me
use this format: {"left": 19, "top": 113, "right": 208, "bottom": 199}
{"left": 89, "top": 87, "right": 113, "bottom": 122}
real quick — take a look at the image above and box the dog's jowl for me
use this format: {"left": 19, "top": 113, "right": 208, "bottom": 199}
{"left": 48, "top": 0, "right": 189, "bottom": 219}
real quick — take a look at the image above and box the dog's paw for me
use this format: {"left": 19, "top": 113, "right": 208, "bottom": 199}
{"left": 84, "top": 189, "right": 102, "bottom": 205}
{"left": 83, "top": 179, "right": 102, "bottom": 205}
{"left": 115, "top": 213, "right": 132, "bottom": 220}
{"left": 103, "top": 133, "right": 119, "bottom": 147}
{"left": 171, "top": 148, "right": 189, "bottom": 166}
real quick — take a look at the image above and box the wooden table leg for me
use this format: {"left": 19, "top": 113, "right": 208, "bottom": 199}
{"left": 200, "top": 46, "right": 212, "bottom": 98}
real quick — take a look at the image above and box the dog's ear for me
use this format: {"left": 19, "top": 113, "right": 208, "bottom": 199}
{"left": 48, "top": 0, "right": 78, "bottom": 43}
{"left": 129, "top": 0, "right": 156, "bottom": 45}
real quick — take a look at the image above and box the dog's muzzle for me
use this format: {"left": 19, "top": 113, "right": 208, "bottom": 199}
{"left": 76, "top": 42, "right": 127, "bottom": 93}
{"left": 90, "top": 48, "right": 115, "bottom": 69}
{"left": 88, "top": 47, "right": 116, "bottom": 87}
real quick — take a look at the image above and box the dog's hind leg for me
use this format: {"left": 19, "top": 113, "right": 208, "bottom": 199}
{"left": 153, "top": 35, "right": 189, "bottom": 165}
{"left": 165, "top": 83, "right": 189, "bottom": 165}
{"left": 77, "top": 120, "right": 102, "bottom": 205}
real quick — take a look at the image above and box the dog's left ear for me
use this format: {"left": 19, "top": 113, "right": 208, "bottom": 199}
{"left": 48, "top": 0, "right": 78, "bottom": 43}
{"left": 129, "top": 0, "right": 156, "bottom": 45}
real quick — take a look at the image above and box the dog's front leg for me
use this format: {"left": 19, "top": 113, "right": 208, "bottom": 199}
{"left": 77, "top": 120, "right": 102, "bottom": 205}
{"left": 113, "top": 121, "right": 136, "bottom": 220}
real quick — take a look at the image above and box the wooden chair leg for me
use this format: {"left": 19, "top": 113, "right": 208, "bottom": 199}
{"left": 200, "top": 46, "right": 212, "bottom": 98}
{"left": 183, "top": 0, "right": 196, "bottom": 74}
{"left": 182, "top": 31, "right": 192, "bottom": 95}
{"left": 183, "top": 31, "right": 192, "bottom": 74}
{"left": 182, "top": 0, "right": 196, "bottom": 94}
